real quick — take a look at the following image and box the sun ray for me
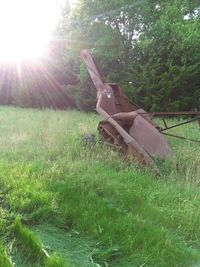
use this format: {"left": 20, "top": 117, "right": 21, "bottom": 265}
{"left": 0, "top": 0, "right": 62, "bottom": 63}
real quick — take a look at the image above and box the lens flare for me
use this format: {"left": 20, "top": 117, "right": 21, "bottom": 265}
{"left": 0, "top": 0, "right": 62, "bottom": 62}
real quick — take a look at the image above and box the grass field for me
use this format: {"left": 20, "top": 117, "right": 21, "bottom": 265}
{"left": 0, "top": 106, "right": 200, "bottom": 267}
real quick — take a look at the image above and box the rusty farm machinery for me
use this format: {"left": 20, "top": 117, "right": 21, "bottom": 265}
{"left": 80, "top": 50, "right": 200, "bottom": 171}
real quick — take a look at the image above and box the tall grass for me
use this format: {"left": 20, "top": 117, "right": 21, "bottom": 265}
{"left": 0, "top": 242, "right": 13, "bottom": 267}
{"left": 0, "top": 106, "right": 200, "bottom": 266}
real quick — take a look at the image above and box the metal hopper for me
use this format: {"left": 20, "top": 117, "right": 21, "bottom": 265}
{"left": 81, "top": 50, "right": 200, "bottom": 170}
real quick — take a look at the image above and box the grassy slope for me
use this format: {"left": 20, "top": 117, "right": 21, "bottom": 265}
{"left": 0, "top": 106, "right": 200, "bottom": 266}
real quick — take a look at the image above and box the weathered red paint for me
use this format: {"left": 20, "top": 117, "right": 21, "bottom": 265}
{"left": 81, "top": 50, "right": 173, "bottom": 170}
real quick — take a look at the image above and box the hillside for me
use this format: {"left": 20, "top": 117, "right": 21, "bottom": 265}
{"left": 0, "top": 106, "right": 200, "bottom": 267}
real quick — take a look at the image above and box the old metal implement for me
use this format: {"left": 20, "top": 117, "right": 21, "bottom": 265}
{"left": 80, "top": 50, "right": 199, "bottom": 169}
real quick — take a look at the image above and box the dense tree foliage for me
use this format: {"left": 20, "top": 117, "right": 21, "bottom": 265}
{"left": 59, "top": 0, "right": 200, "bottom": 111}
{"left": 133, "top": 2, "right": 200, "bottom": 111}
{"left": 0, "top": 0, "right": 199, "bottom": 111}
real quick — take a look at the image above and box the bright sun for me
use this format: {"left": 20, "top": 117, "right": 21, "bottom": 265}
{"left": 0, "top": 0, "right": 63, "bottom": 62}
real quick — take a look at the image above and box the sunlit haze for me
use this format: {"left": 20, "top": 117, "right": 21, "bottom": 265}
{"left": 0, "top": 0, "right": 66, "bottom": 62}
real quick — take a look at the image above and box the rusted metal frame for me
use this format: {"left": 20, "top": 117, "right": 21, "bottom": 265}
{"left": 84, "top": 64, "right": 104, "bottom": 83}
{"left": 81, "top": 50, "right": 172, "bottom": 172}
{"left": 150, "top": 111, "right": 200, "bottom": 116}
{"left": 162, "top": 118, "right": 168, "bottom": 129}
{"left": 96, "top": 94, "right": 157, "bottom": 168}
{"left": 80, "top": 50, "right": 106, "bottom": 93}
{"left": 160, "top": 116, "right": 200, "bottom": 132}
{"left": 162, "top": 132, "right": 200, "bottom": 144}
{"left": 138, "top": 111, "right": 200, "bottom": 127}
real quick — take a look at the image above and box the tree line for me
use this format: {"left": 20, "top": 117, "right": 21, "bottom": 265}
{"left": 0, "top": 0, "right": 199, "bottom": 111}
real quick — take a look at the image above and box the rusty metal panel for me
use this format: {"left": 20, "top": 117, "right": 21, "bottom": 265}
{"left": 80, "top": 50, "right": 177, "bottom": 170}
{"left": 129, "top": 115, "right": 173, "bottom": 158}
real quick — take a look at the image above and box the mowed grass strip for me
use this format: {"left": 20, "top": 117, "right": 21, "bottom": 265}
{"left": 0, "top": 106, "right": 200, "bottom": 266}
{"left": 13, "top": 218, "right": 70, "bottom": 267}
{"left": 0, "top": 242, "right": 12, "bottom": 267}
